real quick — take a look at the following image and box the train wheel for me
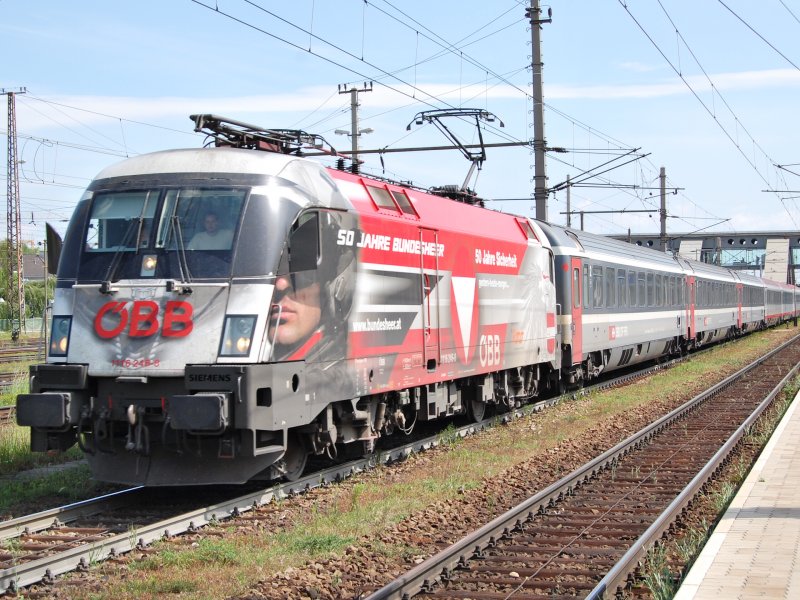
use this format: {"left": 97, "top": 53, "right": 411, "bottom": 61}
{"left": 467, "top": 397, "right": 487, "bottom": 422}
{"left": 282, "top": 433, "right": 308, "bottom": 482}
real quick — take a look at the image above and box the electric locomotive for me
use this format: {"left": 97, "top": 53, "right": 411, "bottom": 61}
{"left": 17, "top": 116, "right": 560, "bottom": 485}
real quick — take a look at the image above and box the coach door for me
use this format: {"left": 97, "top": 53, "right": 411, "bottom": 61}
{"left": 570, "top": 257, "right": 583, "bottom": 365}
{"left": 419, "top": 227, "right": 440, "bottom": 370}
{"left": 687, "top": 276, "right": 696, "bottom": 340}
{"left": 736, "top": 283, "right": 743, "bottom": 329}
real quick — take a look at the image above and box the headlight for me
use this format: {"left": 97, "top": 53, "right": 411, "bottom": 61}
{"left": 49, "top": 316, "right": 72, "bottom": 357}
{"left": 219, "top": 315, "right": 257, "bottom": 357}
{"left": 140, "top": 254, "right": 157, "bottom": 276}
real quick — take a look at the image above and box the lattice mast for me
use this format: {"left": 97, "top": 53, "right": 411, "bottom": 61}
{"left": 4, "top": 87, "right": 26, "bottom": 337}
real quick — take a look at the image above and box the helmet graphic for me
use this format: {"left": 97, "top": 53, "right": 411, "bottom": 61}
{"left": 272, "top": 208, "right": 357, "bottom": 361}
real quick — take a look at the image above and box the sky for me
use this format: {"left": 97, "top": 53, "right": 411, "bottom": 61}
{"left": 2, "top": 0, "right": 800, "bottom": 246}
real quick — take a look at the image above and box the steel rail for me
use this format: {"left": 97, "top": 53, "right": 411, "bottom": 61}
{"left": 0, "top": 413, "right": 498, "bottom": 594}
{"left": 587, "top": 346, "right": 800, "bottom": 599}
{"left": 0, "top": 406, "right": 14, "bottom": 425}
{"left": 365, "top": 335, "right": 800, "bottom": 599}
{"left": 0, "top": 487, "right": 142, "bottom": 543}
{"left": 1, "top": 334, "right": 787, "bottom": 595}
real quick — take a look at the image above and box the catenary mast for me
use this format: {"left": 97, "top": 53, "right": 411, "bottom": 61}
{"left": 3, "top": 87, "right": 26, "bottom": 339}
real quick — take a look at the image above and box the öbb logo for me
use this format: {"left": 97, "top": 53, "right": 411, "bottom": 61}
{"left": 94, "top": 301, "right": 193, "bottom": 339}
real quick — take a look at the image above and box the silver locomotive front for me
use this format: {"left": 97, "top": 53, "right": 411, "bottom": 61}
{"left": 17, "top": 147, "right": 351, "bottom": 485}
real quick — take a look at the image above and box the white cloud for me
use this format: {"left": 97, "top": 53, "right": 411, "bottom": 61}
{"left": 14, "top": 68, "right": 800, "bottom": 134}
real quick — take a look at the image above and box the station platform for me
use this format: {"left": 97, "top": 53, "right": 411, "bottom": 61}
{"left": 674, "top": 388, "right": 800, "bottom": 600}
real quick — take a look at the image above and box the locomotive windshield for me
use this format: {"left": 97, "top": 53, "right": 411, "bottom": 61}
{"left": 79, "top": 187, "right": 247, "bottom": 280}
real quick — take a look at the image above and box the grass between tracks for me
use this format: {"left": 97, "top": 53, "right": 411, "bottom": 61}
{"left": 47, "top": 325, "right": 797, "bottom": 600}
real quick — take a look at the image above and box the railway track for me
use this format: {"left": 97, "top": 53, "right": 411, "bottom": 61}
{"left": 0, "top": 414, "right": 504, "bottom": 594}
{"left": 0, "top": 343, "right": 698, "bottom": 595}
{"left": 0, "top": 406, "right": 14, "bottom": 426}
{"left": 1, "top": 334, "right": 794, "bottom": 595}
{"left": 0, "top": 342, "right": 40, "bottom": 396}
{"left": 0, "top": 345, "right": 41, "bottom": 364}
{"left": 0, "top": 375, "right": 20, "bottom": 397}
{"left": 366, "top": 335, "right": 800, "bottom": 599}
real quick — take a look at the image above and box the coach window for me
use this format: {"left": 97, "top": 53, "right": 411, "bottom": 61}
{"left": 666, "top": 276, "right": 671, "bottom": 306}
{"left": 635, "top": 272, "right": 644, "bottom": 307}
{"left": 628, "top": 270, "right": 637, "bottom": 308}
{"left": 617, "top": 269, "right": 626, "bottom": 308}
{"left": 592, "top": 265, "right": 604, "bottom": 308}
{"left": 646, "top": 272, "right": 654, "bottom": 307}
{"left": 572, "top": 267, "right": 581, "bottom": 309}
{"left": 583, "top": 268, "right": 590, "bottom": 309}
{"left": 653, "top": 273, "right": 664, "bottom": 306}
{"left": 605, "top": 267, "right": 615, "bottom": 308}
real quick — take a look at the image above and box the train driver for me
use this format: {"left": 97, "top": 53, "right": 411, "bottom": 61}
{"left": 188, "top": 210, "right": 234, "bottom": 250}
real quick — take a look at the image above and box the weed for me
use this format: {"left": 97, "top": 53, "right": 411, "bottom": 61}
{"left": 288, "top": 533, "right": 354, "bottom": 556}
{"left": 675, "top": 518, "right": 709, "bottom": 563}
{"left": 127, "top": 525, "right": 139, "bottom": 551}
{"left": 0, "top": 423, "right": 84, "bottom": 478}
{"left": 0, "top": 463, "right": 105, "bottom": 515}
{"left": 437, "top": 423, "right": 461, "bottom": 447}
{"left": 712, "top": 482, "right": 737, "bottom": 513}
{"left": 350, "top": 482, "right": 365, "bottom": 511}
{"left": 195, "top": 538, "right": 241, "bottom": 565}
{"left": 642, "top": 545, "right": 678, "bottom": 600}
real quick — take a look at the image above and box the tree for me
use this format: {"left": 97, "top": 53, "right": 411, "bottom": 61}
{"left": 0, "top": 239, "right": 54, "bottom": 322}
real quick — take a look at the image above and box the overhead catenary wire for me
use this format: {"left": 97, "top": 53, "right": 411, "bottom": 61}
{"left": 5, "top": 2, "right": 794, "bottom": 242}
{"left": 619, "top": 0, "right": 799, "bottom": 229}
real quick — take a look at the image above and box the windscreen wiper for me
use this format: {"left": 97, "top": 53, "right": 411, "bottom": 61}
{"left": 166, "top": 215, "right": 193, "bottom": 294}
{"left": 100, "top": 219, "right": 139, "bottom": 294}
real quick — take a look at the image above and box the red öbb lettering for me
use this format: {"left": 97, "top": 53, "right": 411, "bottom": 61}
{"left": 94, "top": 301, "right": 193, "bottom": 339}
{"left": 162, "top": 300, "right": 193, "bottom": 337}
{"left": 129, "top": 301, "right": 159, "bottom": 337}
